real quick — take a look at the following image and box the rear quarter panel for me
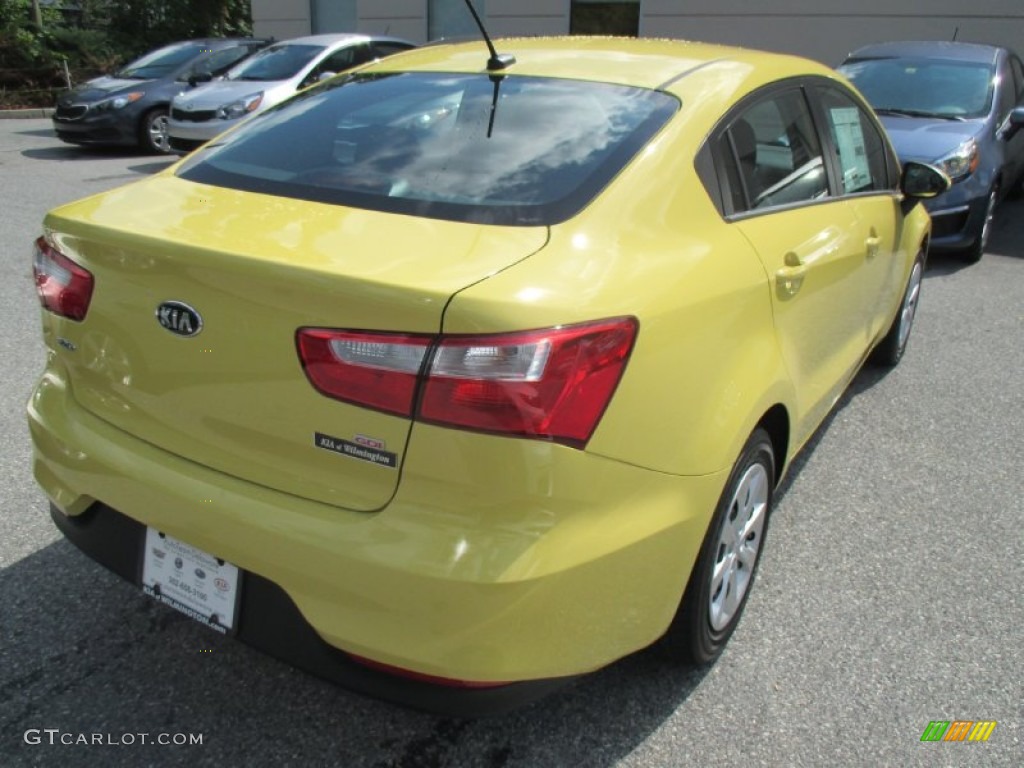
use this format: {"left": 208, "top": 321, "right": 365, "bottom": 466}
{"left": 443, "top": 109, "right": 793, "bottom": 477}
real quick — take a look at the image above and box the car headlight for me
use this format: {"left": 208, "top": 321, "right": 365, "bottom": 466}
{"left": 95, "top": 92, "right": 144, "bottom": 111}
{"left": 216, "top": 92, "right": 263, "bottom": 120}
{"left": 936, "top": 139, "right": 979, "bottom": 181}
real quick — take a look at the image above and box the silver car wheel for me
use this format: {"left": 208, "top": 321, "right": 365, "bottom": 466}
{"left": 978, "top": 185, "right": 997, "bottom": 253}
{"left": 150, "top": 114, "right": 170, "bottom": 153}
{"left": 709, "top": 462, "right": 769, "bottom": 632}
{"left": 897, "top": 260, "right": 923, "bottom": 353}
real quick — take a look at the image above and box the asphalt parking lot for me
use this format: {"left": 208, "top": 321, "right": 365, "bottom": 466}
{"left": 1, "top": 119, "right": 1021, "bottom": 767}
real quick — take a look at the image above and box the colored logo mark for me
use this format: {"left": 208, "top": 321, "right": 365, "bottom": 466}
{"left": 920, "top": 720, "right": 997, "bottom": 742}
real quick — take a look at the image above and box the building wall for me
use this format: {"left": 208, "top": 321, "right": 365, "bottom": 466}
{"left": 356, "top": 0, "right": 428, "bottom": 42}
{"left": 641, "top": 0, "right": 1024, "bottom": 64}
{"left": 252, "top": 1, "right": 1024, "bottom": 64}
{"left": 251, "top": 0, "right": 312, "bottom": 39}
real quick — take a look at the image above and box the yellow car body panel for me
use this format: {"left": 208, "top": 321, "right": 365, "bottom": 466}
{"left": 30, "top": 365, "right": 726, "bottom": 680}
{"left": 28, "top": 37, "right": 937, "bottom": 699}
{"left": 41, "top": 178, "right": 548, "bottom": 510}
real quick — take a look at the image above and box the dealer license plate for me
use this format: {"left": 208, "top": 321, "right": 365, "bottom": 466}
{"left": 141, "top": 528, "right": 240, "bottom": 634}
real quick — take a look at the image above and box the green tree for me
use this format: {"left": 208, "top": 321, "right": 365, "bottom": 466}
{"left": 0, "top": 0, "right": 253, "bottom": 107}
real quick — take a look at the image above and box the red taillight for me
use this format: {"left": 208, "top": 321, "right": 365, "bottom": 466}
{"left": 420, "top": 319, "right": 638, "bottom": 447}
{"left": 296, "top": 329, "right": 432, "bottom": 416}
{"left": 297, "top": 318, "right": 637, "bottom": 448}
{"left": 33, "top": 236, "right": 94, "bottom": 322}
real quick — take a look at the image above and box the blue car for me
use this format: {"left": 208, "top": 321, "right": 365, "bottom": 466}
{"left": 52, "top": 38, "right": 270, "bottom": 154}
{"left": 839, "top": 41, "right": 1024, "bottom": 262}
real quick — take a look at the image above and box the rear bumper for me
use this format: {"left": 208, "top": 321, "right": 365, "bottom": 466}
{"left": 50, "top": 501, "right": 571, "bottom": 716}
{"left": 28, "top": 366, "right": 725, "bottom": 709}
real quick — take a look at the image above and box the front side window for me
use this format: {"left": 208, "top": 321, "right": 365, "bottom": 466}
{"left": 839, "top": 57, "right": 995, "bottom": 119}
{"left": 721, "top": 89, "right": 828, "bottom": 213}
{"left": 818, "top": 87, "right": 892, "bottom": 195}
{"left": 181, "top": 46, "right": 253, "bottom": 82}
{"left": 176, "top": 72, "right": 678, "bottom": 226}
{"left": 305, "top": 45, "right": 373, "bottom": 86}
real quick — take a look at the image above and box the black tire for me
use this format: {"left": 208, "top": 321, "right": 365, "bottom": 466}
{"left": 961, "top": 183, "right": 998, "bottom": 264}
{"left": 662, "top": 428, "right": 775, "bottom": 665}
{"left": 140, "top": 107, "right": 171, "bottom": 154}
{"left": 871, "top": 250, "right": 924, "bottom": 367}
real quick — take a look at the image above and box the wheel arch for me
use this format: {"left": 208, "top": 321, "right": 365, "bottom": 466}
{"left": 756, "top": 404, "right": 789, "bottom": 486}
{"left": 139, "top": 102, "right": 170, "bottom": 121}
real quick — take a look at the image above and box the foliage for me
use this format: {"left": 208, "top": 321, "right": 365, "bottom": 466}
{"left": 0, "top": 0, "right": 252, "bottom": 108}
{"left": 107, "top": 1, "right": 253, "bottom": 59}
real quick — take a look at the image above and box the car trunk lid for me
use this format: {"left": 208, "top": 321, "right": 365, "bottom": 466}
{"left": 44, "top": 175, "right": 547, "bottom": 511}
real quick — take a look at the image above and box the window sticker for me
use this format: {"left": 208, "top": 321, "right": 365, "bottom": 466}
{"left": 830, "top": 107, "right": 871, "bottom": 192}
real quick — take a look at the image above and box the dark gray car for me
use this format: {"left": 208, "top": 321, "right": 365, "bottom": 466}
{"left": 52, "top": 38, "right": 270, "bottom": 154}
{"left": 839, "top": 41, "right": 1024, "bottom": 262}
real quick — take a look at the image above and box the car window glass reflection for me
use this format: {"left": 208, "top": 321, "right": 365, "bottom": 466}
{"left": 840, "top": 58, "right": 994, "bottom": 119}
{"left": 177, "top": 72, "right": 678, "bottom": 225}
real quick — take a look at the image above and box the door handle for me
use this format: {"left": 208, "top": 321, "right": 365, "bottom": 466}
{"left": 866, "top": 227, "right": 881, "bottom": 258}
{"left": 775, "top": 252, "right": 806, "bottom": 298}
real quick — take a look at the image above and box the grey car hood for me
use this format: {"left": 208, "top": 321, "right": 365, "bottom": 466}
{"left": 60, "top": 76, "right": 148, "bottom": 105}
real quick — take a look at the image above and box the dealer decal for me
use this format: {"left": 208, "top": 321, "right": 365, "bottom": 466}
{"left": 314, "top": 432, "right": 397, "bottom": 468}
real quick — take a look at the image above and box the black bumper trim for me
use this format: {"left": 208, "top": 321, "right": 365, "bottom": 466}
{"left": 50, "top": 502, "right": 576, "bottom": 716}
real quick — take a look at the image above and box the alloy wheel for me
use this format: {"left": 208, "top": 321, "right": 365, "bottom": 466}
{"left": 709, "top": 462, "right": 769, "bottom": 631}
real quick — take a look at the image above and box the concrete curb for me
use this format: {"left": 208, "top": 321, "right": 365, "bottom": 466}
{"left": 0, "top": 108, "right": 54, "bottom": 119}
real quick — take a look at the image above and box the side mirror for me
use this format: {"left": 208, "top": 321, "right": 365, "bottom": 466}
{"left": 187, "top": 72, "right": 214, "bottom": 88}
{"left": 1000, "top": 105, "right": 1024, "bottom": 140}
{"left": 317, "top": 71, "right": 337, "bottom": 83}
{"left": 901, "top": 161, "right": 951, "bottom": 199}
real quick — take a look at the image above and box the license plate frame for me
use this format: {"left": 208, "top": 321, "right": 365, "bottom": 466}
{"left": 141, "top": 528, "right": 241, "bottom": 634}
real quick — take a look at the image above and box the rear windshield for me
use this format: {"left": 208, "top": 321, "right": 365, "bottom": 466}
{"left": 176, "top": 72, "right": 678, "bottom": 225}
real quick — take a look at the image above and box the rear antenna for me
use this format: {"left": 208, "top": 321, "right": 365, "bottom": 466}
{"left": 462, "top": 0, "right": 515, "bottom": 71}
{"left": 952, "top": 26, "right": 959, "bottom": 41}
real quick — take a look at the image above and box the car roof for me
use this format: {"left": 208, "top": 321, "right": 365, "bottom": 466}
{"left": 268, "top": 33, "right": 411, "bottom": 47}
{"left": 367, "top": 36, "right": 830, "bottom": 92}
{"left": 174, "top": 37, "right": 270, "bottom": 47}
{"left": 844, "top": 40, "right": 1003, "bottom": 64}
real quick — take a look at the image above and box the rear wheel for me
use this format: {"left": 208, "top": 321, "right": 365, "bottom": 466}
{"left": 872, "top": 250, "right": 924, "bottom": 367}
{"left": 663, "top": 428, "right": 774, "bottom": 665}
{"left": 140, "top": 107, "right": 171, "bottom": 154}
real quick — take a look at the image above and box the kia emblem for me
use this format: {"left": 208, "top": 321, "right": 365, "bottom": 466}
{"left": 156, "top": 301, "right": 203, "bottom": 337}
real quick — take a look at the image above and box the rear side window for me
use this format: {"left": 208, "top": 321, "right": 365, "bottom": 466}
{"left": 176, "top": 72, "right": 678, "bottom": 225}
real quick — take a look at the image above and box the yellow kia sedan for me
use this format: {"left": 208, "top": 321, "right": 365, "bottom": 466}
{"left": 28, "top": 37, "right": 948, "bottom": 714}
